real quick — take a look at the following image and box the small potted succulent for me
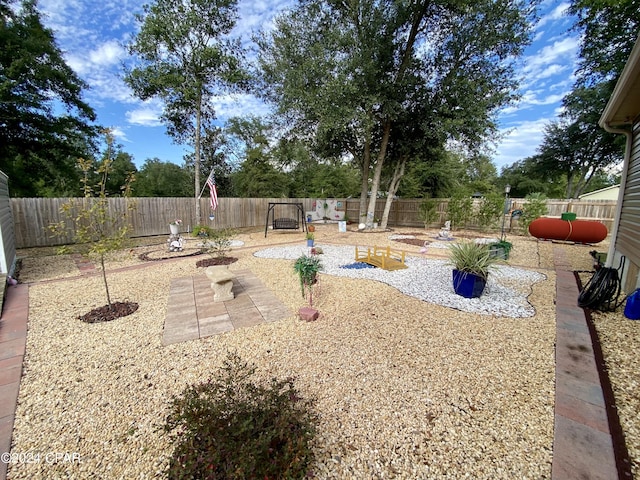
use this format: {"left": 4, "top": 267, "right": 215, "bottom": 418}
{"left": 293, "top": 254, "right": 322, "bottom": 320}
{"left": 448, "top": 241, "right": 500, "bottom": 298}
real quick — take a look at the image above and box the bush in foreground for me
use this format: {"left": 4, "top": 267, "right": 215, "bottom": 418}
{"left": 163, "top": 353, "right": 317, "bottom": 479}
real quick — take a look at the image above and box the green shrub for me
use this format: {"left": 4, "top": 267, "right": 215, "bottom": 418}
{"left": 519, "top": 193, "right": 548, "bottom": 235}
{"left": 418, "top": 198, "right": 439, "bottom": 229}
{"left": 205, "top": 227, "right": 237, "bottom": 258}
{"left": 475, "top": 193, "right": 504, "bottom": 232}
{"left": 163, "top": 353, "right": 318, "bottom": 480}
{"left": 446, "top": 193, "right": 473, "bottom": 230}
{"left": 192, "top": 224, "right": 213, "bottom": 237}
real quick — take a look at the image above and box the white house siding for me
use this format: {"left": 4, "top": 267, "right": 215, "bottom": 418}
{"left": 613, "top": 120, "right": 640, "bottom": 293}
{"left": 0, "top": 170, "right": 16, "bottom": 277}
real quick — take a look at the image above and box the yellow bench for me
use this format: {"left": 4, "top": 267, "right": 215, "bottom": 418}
{"left": 355, "top": 245, "right": 408, "bottom": 271}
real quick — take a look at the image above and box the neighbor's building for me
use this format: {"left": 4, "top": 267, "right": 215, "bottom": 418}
{"left": 578, "top": 185, "right": 620, "bottom": 201}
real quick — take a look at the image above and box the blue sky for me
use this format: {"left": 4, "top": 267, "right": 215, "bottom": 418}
{"left": 37, "top": 0, "right": 580, "bottom": 172}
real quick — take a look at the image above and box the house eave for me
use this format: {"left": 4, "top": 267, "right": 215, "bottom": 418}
{"left": 599, "top": 33, "right": 640, "bottom": 129}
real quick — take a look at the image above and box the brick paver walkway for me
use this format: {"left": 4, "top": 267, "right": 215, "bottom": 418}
{"left": 551, "top": 247, "right": 630, "bottom": 479}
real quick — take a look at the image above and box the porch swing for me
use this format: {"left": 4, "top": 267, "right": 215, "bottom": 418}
{"left": 264, "top": 202, "right": 307, "bottom": 237}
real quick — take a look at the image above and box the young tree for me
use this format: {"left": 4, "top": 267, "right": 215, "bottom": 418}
{"left": 0, "top": 0, "right": 98, "bottom": 197}
{"left": 258, "top": 0, "right": 534, "bottom": 229}
{"left": 50, "top": 131, "right": 136, "bottom": 319}
{"left": 125, "top": 0, "right": 246, "bottom": 223}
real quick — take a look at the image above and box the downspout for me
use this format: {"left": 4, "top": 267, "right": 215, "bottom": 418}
{"left": 600, "top": 123, "right": 632, "bottom": 268}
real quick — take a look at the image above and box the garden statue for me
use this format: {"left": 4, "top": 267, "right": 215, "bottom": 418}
{"left": 436, "top": 221, "right": 452, "bottom": 240}
{"left": 168, "top": 235, "right": 184, "bottom": 252}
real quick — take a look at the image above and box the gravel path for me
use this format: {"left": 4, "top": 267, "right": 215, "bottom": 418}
{"left": 7, "top": 225, "right": 638, "bottom": 478}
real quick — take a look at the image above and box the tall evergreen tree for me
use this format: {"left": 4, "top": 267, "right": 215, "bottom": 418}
{"left": 0, "top": 0, "right": 98, "bottom": 197}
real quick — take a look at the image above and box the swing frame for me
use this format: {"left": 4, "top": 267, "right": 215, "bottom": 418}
{"left": 264, "top": 202, "right": 307, "bottom": 237}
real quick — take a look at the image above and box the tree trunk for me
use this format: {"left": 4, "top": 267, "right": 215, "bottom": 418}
{"left": 100, "top": 254, "right": 111, "bottom": 307}
{"left": 359, "top": 116, "right": 373, "bottom": 223}
{"left": 194, "top": 94, "right": 203, "bottom": 225}
{"left": 380, "top": 157, "right": 407, "bottom": 229}
{"left": 366, "top": 121, "right": 392, "bottom": 228}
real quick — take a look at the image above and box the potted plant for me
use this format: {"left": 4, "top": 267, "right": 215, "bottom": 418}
{"left": 305, "top": 232, "right": 315, "bottom": 247}
{"left": 293, "top": 254, "right": 322, "bottom": 321}
{"left": 448, "top": 241, "right": 500, "bottom": 298}
{"left": 169, "top": 219, "right": 182, "bottom": 235}
{"left": 488, "top": 239, "right": 513, "bottom": 260}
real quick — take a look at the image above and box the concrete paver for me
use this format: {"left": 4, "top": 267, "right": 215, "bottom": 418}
{"left": 162, "top": 269, "right": 291, "bottom": 345}
{"left": 551, "top": 247, "right": 625, "bottom": 479}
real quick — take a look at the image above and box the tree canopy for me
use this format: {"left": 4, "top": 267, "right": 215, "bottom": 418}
{"left": 0, "top": 0, "right": 98, "bottom": 197}
{"left": 125, "top": 0, "right": 246, "bottom": 221}
{"left": 258, "top": 0, "right": 535, "bottom": 227}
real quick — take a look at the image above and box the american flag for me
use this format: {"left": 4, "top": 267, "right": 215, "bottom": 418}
{"left": 206, "top": 171, "right": 218, "bottom": 210}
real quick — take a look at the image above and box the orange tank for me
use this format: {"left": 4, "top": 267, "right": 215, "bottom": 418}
{"left": 528, "top": 217, "right": 608, "bottom": 244}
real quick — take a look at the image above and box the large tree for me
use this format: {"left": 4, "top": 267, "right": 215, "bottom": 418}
{"left": 537, "top": 84, "right": 623, "bottom": 198}
{"left": 569, "top": 0, "right": 640, "bottom": 86}
{"left": 0, "top": 0, "right": 98, "bottom": 197}
{"left": 125, "top": 0, "right": 246, "bottom": 223}
{"left": 258, "top": 0, "right": 534, "bottom": 228}
{"left": 225, "top": 116, "right": 291, "bottom": 197}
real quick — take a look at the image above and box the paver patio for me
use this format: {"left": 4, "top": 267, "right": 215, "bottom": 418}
{"left": 162, "top": 268, "right": 292, "bottom": 345}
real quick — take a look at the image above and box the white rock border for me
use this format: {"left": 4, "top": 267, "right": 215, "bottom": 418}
{"left": 254, "top": 244, "right": 546, "bottom": 318}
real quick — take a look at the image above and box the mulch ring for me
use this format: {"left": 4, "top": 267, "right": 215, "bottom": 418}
{"left": 138, "top": 248, "right": 206, "bottom": 262}
{"left": 78, "top": 301, "right": 139, "bottom": 323}
{"left": 195, "top": 257, "right": 238, "bottom": 268}
{"left": 393, "top": 238, "right": 430, "bottom": 247}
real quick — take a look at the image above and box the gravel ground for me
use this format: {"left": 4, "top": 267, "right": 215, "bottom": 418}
{"left": 7, "top": 225, "right": 638, "bottom": 478}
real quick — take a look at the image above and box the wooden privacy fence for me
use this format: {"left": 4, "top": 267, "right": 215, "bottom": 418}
{"left": 11, "top": 197, "right": 618, "bottom": 249}
{"left": 12, "top": 197, "right": 316, "bottom": 248}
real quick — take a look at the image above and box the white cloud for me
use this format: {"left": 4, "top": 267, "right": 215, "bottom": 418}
{"left": 493, "top": 118, "right": 550, "bottom": 169}
{"left": 211, "top": 93, "right": 272, "bottom": 119}
{"left": 109, "top": 126, "right": 130, "bottom": 143}
{"left": 523, "top": 36, "right": 580, "bottom": 77}
{"left": 536, "top": 63, "right": 569, "bottom": 79}
{"left": 126, "top": 100, "right": 163, "bottom": 127}
{"left": 89, "top": 40, "right": 126, "bottom": 67}
{"left": 537, "top": 2, "right": 571, "bottom": 28}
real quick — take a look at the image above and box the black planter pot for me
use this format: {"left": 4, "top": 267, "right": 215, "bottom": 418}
{"left": 452, "top": 269, "right": 487, "bottom": 298}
